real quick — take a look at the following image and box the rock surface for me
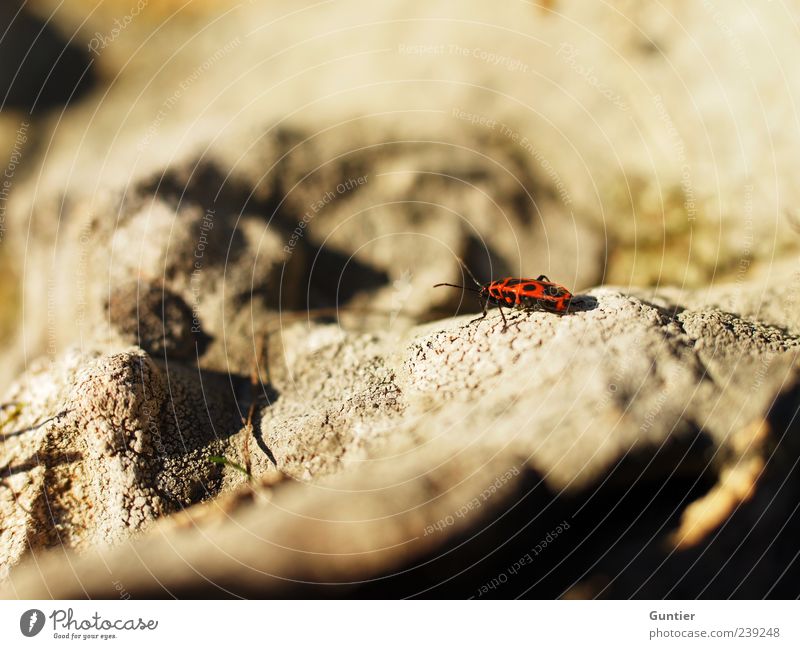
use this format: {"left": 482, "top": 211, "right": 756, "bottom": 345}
{"left": 9, "top": 0, "right": 800, "bottom": 383}
{"left": 3, "top": 0, "right": 800, "bottom": 599}
{"left": 0, "top": 347, "right": 245, "bottom": 580}
{"left": 3, "top": 288, "right": 800, "bottom": 597}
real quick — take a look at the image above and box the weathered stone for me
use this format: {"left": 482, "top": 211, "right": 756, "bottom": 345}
{"left": 0, "top": 346, "right": 244, "bottom": 579}
{"left": 3, "top": 289, "right": 798, "bottom": 596}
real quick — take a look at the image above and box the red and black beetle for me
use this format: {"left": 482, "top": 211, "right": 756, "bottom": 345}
{"left": 434, "top": 259, "right": 573, "bottom": 328}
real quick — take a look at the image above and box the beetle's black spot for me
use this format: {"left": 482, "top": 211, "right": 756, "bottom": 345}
{"left": 537, "top": 298, "right": 563, "bottom": 313}
{"left": 506, "top": 279, "right": 525, "bottom": 286}
{"left": 545, "top": 285, "right": 561, "bottom": 297}
{"left": 523, "top": 283, "right": 538, "bottom": 292}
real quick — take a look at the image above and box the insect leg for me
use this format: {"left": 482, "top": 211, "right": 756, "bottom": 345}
{"left": 536, "top": 274, "right": 551, "bottom": 282}
{"left": 469, "top": 296, "right": 490, "bottom": 325}
{"left": 498, "top": 303, "right": 508, "bottom": 330}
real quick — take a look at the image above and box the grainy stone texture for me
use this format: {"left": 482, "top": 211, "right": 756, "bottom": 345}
{"left": 3, "top": 289, "right": 800, "bottom": 597}
{"left": 267, "top": 289, "right": 799, "bottom": 490}
{"left": 0, "top": 347, "right": 245, "bottom": 580}
{"left": 3, "top": 0, "right": 800, "bottom": 599}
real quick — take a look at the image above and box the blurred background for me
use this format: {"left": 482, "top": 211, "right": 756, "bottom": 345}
{"left": 1, "top": 0, "right": 800, "bottom": 601}
{"left": 2, "top": 0, "right": 799, "bottom": 381}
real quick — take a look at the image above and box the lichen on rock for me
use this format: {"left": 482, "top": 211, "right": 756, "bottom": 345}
{"left": 0, "top": 346, "right": 243, "bottom": 578}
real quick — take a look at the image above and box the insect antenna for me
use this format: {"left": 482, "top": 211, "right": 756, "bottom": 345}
{"left": 433, "top": 282, "right": 480, "bottom": 293}
{"left": 454, "top": 256, "right": 484, "bottom": 289}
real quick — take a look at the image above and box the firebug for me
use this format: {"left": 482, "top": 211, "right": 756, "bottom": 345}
{"left": 434, "top": 258, "right": 573, "bottom": 329}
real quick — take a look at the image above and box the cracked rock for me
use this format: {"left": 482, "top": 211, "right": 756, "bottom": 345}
{"left": 0, "top": 346, "right": 243, "bottom": 579}
{"left": 4, "top": 289, "right": 798, "bottom": 597}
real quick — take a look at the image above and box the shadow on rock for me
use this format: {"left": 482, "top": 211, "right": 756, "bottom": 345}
{"left": 566, "top": 294, "right": 599, "bottom": 313}
{"left": 346, "top": 430, "right": 720, "bottom": 599}
{"left": 0, "top": 3, "right": 97, "bottom": 113}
